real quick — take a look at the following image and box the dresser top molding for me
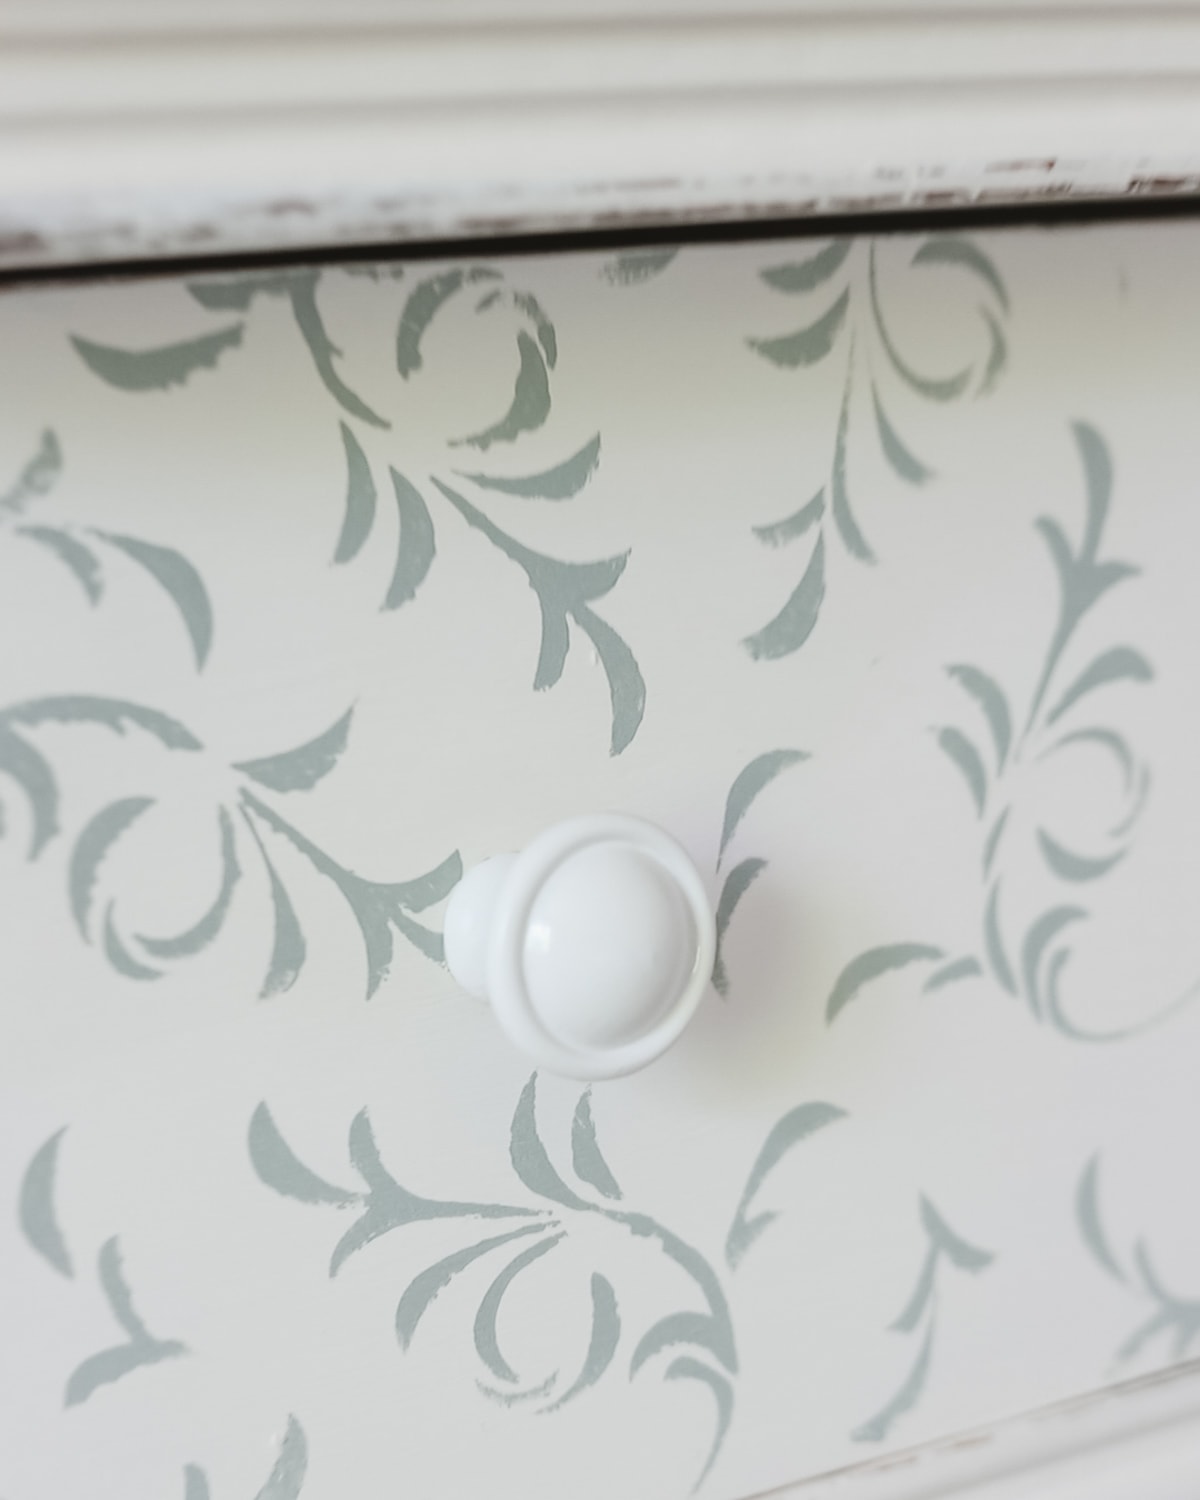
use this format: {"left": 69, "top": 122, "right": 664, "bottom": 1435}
{"left": 3, "top": 1, "right": 1200, "bottom": 268}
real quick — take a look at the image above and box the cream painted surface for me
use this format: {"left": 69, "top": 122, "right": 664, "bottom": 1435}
{"left": 3, "top": 221, "right": 1200, "bottom": 1498}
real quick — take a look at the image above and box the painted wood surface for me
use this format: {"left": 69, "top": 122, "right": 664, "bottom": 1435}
{"left": 3, "top": 219, "right": 1200, "bottom": 1497}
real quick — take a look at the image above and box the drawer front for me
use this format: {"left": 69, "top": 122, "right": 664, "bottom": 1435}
{"left": 3, "top": 225, "right": 1200, "bottom": 1499}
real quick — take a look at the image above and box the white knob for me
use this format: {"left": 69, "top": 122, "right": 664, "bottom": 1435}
{"left": 444, "top": 815, "right": 715, "bottom": 1080}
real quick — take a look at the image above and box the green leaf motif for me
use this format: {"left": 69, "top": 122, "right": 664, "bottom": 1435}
{"left": 512, "top": 290, "right": 558, "bottom": 368}
{"left": 385, "top": 469, "right": 437, "bottom": 609}
{"left": 18, "top": 1127, "right": 73, "bottom": 1277}
{"left": 983, "top": 880, "right": 1016, "bottom": 994}
{"left": 1021, "top": 905, "right": 1086, "bottom": 1019}
{"left": 947, "top": 664, "right": 1011, "bottom": 770}
{"left": 912, "top": 237, "right": 1011, "bottom": 313}
{"left": 827, "top": 943, "right": 943, "bottom": 1023}
{"left": 0, "top": 725, "right": 59, "bottom": 858}
{"left": 1037, "top": 830, "right": 1126, "bottom": 883}
{"left": 248, "top": 1103, "right": 359, "bottom": 1207}
{"left": 328, "top": 1109, "right": 537, "bottom": 1276}
{"left": 510, "top": 1075, "right": 592, "bottom": 1212}
{"left": 334, "top": 422, "right": 377, "bottom": 564}
{"left": 978, "top": 306, "right": 1008, "bottom": 395}
{"left": 712, "top": 858, "right": 766, "bottom": 998}
{"left": 252, "top": 1416, "right": 307, "bottom": 1500}
{"left": 396, "top": 267, "right": 500, "bottom": 376}
{"left": 104, "top": 903, "right": 161, "bottom": 980}
{"left": 433, "top": 480, "right": 645, "bottom": 756}
{"left": 663, "top": 1357, "right": 733, "bottom": 1492}
{"left": 138, "top": 808, "right": 240, "bottom": 959}
{"left": 725, "top": 1102, "right": 846, "bottom": 1269}
{"left": 982, "top": 808, "right": 1009, "bottom": 875}
{"left": 600, "top": 249, "right": 679, "bottom": 286}
{"left": 395, "top": 1224, "right": 549, "bottom": 1351}
{"left": 474, "top": 1234, "right": 565, "bottom": 1383}
{"left": 255, "top": 1416, "right": 308, "bottom": 1500}
{"left": 852, "top": 1320, "right": 934, "bottom": 1443}
{"left": 830, "top": 368, "right": 875, "bottom": 563}
{"left": 65, "top": 1238, "right": 187, "bottom": 1406}
{"left": 453, "top": 331, "right": 551, "bottom": 450}
{"left": 718, "top": 748, "right": 809, "bottom": 861}
{"left": 869, "top": 244, "right": 972, "bottom": 403}
{"left": 872, "top": 385, "right": 932, "bottom": 485}
{"left": 1077, "top": 1155, "right": 1125, "bottom": 1282}
{"left": 920, "top": 1196, "right": 994, "bottom": 1272}
{"left": 571, "top": 1093, "right": 622, "bottom": 1201}
{"left": 749, "top": 288, "right": 849, "bottom": 368}
{"left": 923, "top": 955, "right": 982, "bottom": 993}
{"left": 1, "top": 428, "right": 61, "bottom": 514}
{"left": 184, "top": 1465, "right": 210, "bottom": 1500}
{"left": 761, "top": 240, "right": 851, "bottom": 294}
{"left": 182, "top": 1417, "right": 309, "bottom": 1500}
{"left": 456, "top": 433, "right": 601, "bottom": 501}
{"left": 936, "top": 726, "right": 987, "bottom": 816}
{"left": 752, "top": 489, "right": 824, "bottom": 548}
{"left": 743, "top": 533, "right": 826, "bottom": 661}
{"left": 0, "top": 694, "right": 202, "bottom": 750}
{"left": 235, "top": 709, "right": 354, "bottom": 793}
{"left": 1046, "top": 647, "right": 1154, "bottom": 727}
{"left": 239, "top": 813, "right": 307, "bottom": 997}
{"left": 93, "top": 531, "right": 213, "bottom": 669}
{"left": 69, "top": 796, "right": 154, "bottom": 939}
{"left": 18, "top": 526, "right": 103, "bottom": 603}
{"left": 891, "top": 1246, "right": 938, "bottom": 1334}
{"left": 544, "top": 1273, "right": 620, "bottom": 1411}
{"left": 71, "top": 325, "right": 245, "bottom": 391}
{"left": 241, "top": 790, "right": 461, "bottom": 996}
{"left": 189, "top": 270, "right": 389, "bottom": 428}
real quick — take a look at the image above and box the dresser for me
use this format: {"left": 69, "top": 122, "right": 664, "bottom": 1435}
{"left": 4, "top": 7, "right": 1200, "bottom": 1500}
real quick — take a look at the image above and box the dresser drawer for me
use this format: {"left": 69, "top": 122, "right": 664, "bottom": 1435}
{"left": 3, "top": 221, "right": 1200, "bottom": 1499}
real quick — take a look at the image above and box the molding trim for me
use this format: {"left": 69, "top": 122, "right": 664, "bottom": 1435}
{"left": 767, "top": 1361, "right": 1200, "bottom": 1500}
{"left": 3, "top": 3, "right": 1200, "bottom": 267}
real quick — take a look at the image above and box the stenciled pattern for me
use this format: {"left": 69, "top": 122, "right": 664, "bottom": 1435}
{"left": 852, "top": 1198, "right": 994, "bottom": 1444}
{"left": 745, "top": 235, "right": 1009, "bottom": 660}
{"left": 248, "top": 1074, "right": 845, "bottom": 1493}
{"left": 19, "top": 1127, "right": 188, "bottom": 1406}
{"left": 70, "top": 264, "right": 646, "bottom": 756}
{"left": 5, "top": 222, "right": 1200, "bottom": 1500}
{"left": 1077, "top": 1157, "right": 1200, "bottom": 1366}
{"left": 824, "top": 421, "right": 1197, "bottom": 1041}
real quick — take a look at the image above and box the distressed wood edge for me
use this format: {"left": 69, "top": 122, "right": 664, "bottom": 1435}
{"left": 3, "top": 4, "right": 1200, "bottom": 267}
{"left": 759, "top": 1360, "right": 1200, "bottom": 1499}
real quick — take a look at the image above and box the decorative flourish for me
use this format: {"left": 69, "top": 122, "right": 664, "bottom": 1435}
{"left": 1077, "top": 1156, "right": 1200, "bottom": 1365}
{"left": 17, "top": 1127, "right": 187, "bottom": 1406}
{"left": 71, "top": 265, "right": 644, "bottom": 755}
{"left": 712, "top": 749, "right": 809, "bottom": 997}
{"left": 746, "top": 235, "right": 1009, "bottom": 659}
{"left": 825, "top": 423, "right": 1184, "bottom": 1040}
{"left": 65, "top": 1238, "right": 188, "bottom": 1407}
{"left": 249, "top": 1075, "right": 845, "bottom": 1491}
{"left": 0, "top": 431, "right": 213, "bottom": 668}
{"left": 18, "top": 1125, "right": 73, "bottom": 1277}
{"left": 184, "top": 1415, "right": 308, "bottom": 1500}
{"left": 852, "top": 1196, "right": 994, "bottom": 1444}
{"left": 0, "top": 695, "right": 458, "bottom": 997}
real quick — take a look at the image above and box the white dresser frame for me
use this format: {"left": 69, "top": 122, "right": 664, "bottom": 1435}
{"left": 4, "top": 4, "right": 1199, "bottom": 1494}
{"left": 3, "top": 1, "right": 1200, "bottom": 269}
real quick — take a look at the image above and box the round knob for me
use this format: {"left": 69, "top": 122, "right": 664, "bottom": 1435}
{"left": 444, "top": 815, "right": 715, "bottom": 1080}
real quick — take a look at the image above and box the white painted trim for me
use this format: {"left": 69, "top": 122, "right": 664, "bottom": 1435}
{"left": 761, "top": 1361, "right": 1200, "bottom": 1499}
{"left": 2, "top": 3, "right": 1200, "bottom": 268}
